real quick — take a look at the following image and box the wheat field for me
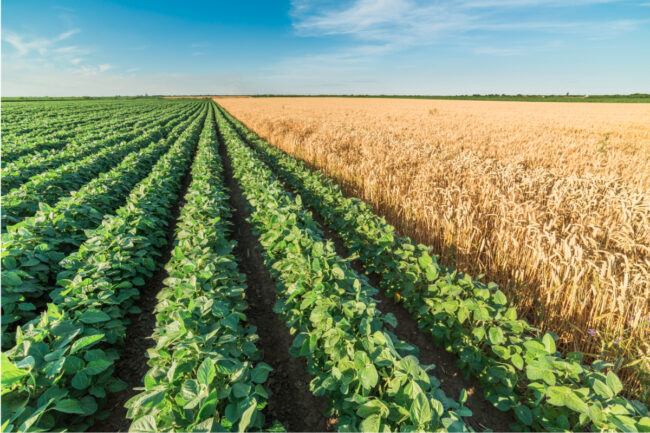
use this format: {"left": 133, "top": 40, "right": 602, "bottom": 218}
{"left": 215, "top": 96, "right": 650, "bottom": 395}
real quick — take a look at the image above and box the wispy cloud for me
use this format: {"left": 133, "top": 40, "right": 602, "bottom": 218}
{"left": 2, "top": 26, "right": 117, "bottom": 80}
{"left": 457, "top": 0, "right": 618, "bottom": 8}
{"left": 2, "top": 28, "right": 80, "bottom": 56}
{"left": 290, "top": 0, "right": 641, "bottom": 58}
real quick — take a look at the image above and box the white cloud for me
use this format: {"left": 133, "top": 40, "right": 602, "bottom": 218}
{"left": 293, "top": 0, "right": 470, "bottom": 47}
{"left": 458, "top": 0, "right": 618, "bottom": 8}
{"left": 2, "top": 27, "right": 118, "bottom": 80}
{"left": 290, "top": 0, "right": 642, "bottom": 55}
{"left": 269, "top": 0, "right": 649, "bottom": 93}
{"left": 2, "top": 28, "right": 80, "bottom": 56}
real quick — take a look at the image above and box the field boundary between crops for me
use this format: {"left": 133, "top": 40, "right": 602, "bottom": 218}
{"left": 215, "top": 112, "right": 334, "bottom": 432}
{"left": 92, "top": 125, "right": 201, "bottom": 432}
{"left": 221, "top": 104, "right": 517, "bottom": 432}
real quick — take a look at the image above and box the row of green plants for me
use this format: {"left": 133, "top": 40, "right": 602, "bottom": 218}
{"left": 3, "top": 119, "right": 141, "bottom": 184}
{"left": 2, "top": 102, "right": 136, "bottom": 140}
{"left": 2, "top": 99, "right": 145, "bottom": 131}
{"left": 1, "top": 102, "right": 198, "bottom": 192}
{"left": 1, "top": 107, "right": 205, "bottom": 347}
{"left": 2, "top": 100, "right": 165, "bottom": 139}
{"left": 218, "top": 106, "right": 650, "bottom": 432}
{"left": 0, "top": 107, "right": 207, "bottom": 432}
{"left": 216, "top": 105, "right": 471, "bottom": 433}
{"left": 126, "top": 107, "right": 276, "bottom": 432}
{"left": 0, "top": 104, "right": 197, "bottom": 230}
{"left": 2, "top": 101, "right": 171, "bottom": 164}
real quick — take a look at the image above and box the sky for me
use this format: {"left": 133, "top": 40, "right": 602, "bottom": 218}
{"left": 2, "top": 0, "right": 650, "bottom": 96}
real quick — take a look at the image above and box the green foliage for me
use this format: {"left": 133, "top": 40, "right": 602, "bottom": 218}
{"left": 2, "top": 101, "right": 198, "bottom": 192}
{"left": 2, "top": 115, "right": 172, "bottom": 229}
{"left": 2, "top": 100, "right": 165, "bottom": 164}
{"left": 216, "top": 106, "right": 470, "bottom": 432}
{"left": 1, "top": 105, "right": 202, "bottom": 345}
{"left": 126, "top": 106, "right": 273, "bottom": 432}
{"left": 1, "top": 104, "right": 208, "bottom": 432}
{"left": 217, "top": 104, "right": 650, "bottom": 432}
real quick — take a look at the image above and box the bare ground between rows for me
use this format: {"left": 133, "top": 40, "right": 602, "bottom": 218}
{"left": 217, "top": 126, "right": 334, "bottom": 432}
{"left": 313, "top": 214, "right": 515, "bottom": 432}
{"left": 241, "top": 143, "right": 517, "bottom": 432}
{"left": 91, "top": 137, "right": 199, "bottom": 433}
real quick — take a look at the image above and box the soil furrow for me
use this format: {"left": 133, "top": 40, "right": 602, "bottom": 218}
{"left": 216, "top": 119, "right": 333, "bottom": 432}
{"left": 91, "top": 135, "right": 199, "bottom": 433}
{"left": 239, "top": 137, "right": 516, "bottom": 432}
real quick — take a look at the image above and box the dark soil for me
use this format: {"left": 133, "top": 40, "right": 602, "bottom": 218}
{"left": 217, "top": 123, "right": 333, "bottom": 432}
{"left": 91, "top": 131, "right": 200, "bottom": 432}
{"left": 298, "top": 195, "right": 516, "bottom": 432}
{"left": 230, "top": 128, "right": 517, "bottom": 432}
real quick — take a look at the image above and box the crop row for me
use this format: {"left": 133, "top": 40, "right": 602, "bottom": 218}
{"left": 1, "top": 106, "right": 207, "bottom": 432}
{"left": 218, "top": 105, "right": 650, "bottom": 432}
{"left": 2, "top": 104, "right": 198, "bottom": 194}
{"left": 1, "top": 106, "right": 206, "bottom": 346}
{"left": 2, "top": 101, "right": 164, "bottom": 141}
{"left": 1, "top": 102, "right": 199, "bottom": 191}
{"left": 1, "top": 102, "right": 176, "bottom": 164}
{"left": 216, "top": 105, "right": 471, "bottom": 432}
{"left": 2, "top": 99, "right": 140, "bottom": 128}
{"left": 126, "top": 106, "right": 276, "bottom": 432}
{"left": 0, "top": 103, "right": 199, "bottom": 230}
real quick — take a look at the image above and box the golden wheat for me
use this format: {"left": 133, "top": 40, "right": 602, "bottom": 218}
{"left": 215, "top": 96, "right": 650, "bottom": 396}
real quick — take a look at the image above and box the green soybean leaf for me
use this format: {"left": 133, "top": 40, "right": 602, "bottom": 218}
{"left": 54, "top": 399, "right": 85, "bottom": 414}
{"left": 331, "top": 265, "right": 345, "bottom": 280}
{"left": 637, "top": 417, "right": 650, "bottom": 433}
{"left": 410, "top": 392, "right": 432, "bottom": 426}
{"left": 1, "top": 354, "right": 28, "bottom": 387}
{"left": 130, "top": 415, "right": 157, "bottom": 432}
{"left": 251, "top": 363, "right": 272, "bottom": 384}
{"left": 593, "top": 379, "right": 614, "bottom": 399}
{"left": 3, "top": 272, "right": 22, "bottom": 286}
{"left": 511, "top": 353, "right": 524, "bottom": 370}
{"left": 564, "top": 392, "right": 589, "bottom": 415}
{"left": 70, "top": 334, "right": 105, "bottom": 354}
{"left": 606, "top": 371, "right": 623, "bottom": 396}
{"left": 233, "top": 382, "right": 251, "bottom": 399}
{"left": 71, "top": 372, "right": 90, "bottom": 390}
{"left": 357, "top": 400, "right": 384, "bottom": 418}
{"left": 514, "top": 405, "right": 532, "bottom": 426}
{"left": 542, "top": 334, "right": 556, "bottom": 354}
{"left": 238, "top": 398, "right": 258, "bottom": 432}
{"left": 84, "top": 360, "right": 112, "bottom": 375}
{"left": 79, "top": 396, "right": 98, "bottom": 415}
{"left": 546, "top": 386, "right": 570, "bottom": 406}
{"left": 359, "top": 414, "right": 381, "bottom": 432}
{"left": 197, "top": 359, "right": 216, "bottom": 386}
{"left": 488, "top": 327, "right": 504, "bottom": 345}
{"left": 79, "top": 310, "right": 110, "bottom": 324}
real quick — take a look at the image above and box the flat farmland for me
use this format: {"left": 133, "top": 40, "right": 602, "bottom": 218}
{"left": 214, "top": 96, "right": 650, "bottom": 396}
{"left": 3, "top": 98, "right": 650, "bottom": 432}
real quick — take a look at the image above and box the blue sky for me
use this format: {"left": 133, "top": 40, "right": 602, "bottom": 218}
{"left": 2, "top": 0, "right": 649, "bottom": 96}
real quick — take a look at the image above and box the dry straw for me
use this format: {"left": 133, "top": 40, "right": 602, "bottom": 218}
{"left": 215, "top": 96, "right": 650, "bottom": 399}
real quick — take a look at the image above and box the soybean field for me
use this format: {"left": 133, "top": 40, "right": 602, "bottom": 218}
{"left": 2, "top": 98, "right": 649, "bottom": 433}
